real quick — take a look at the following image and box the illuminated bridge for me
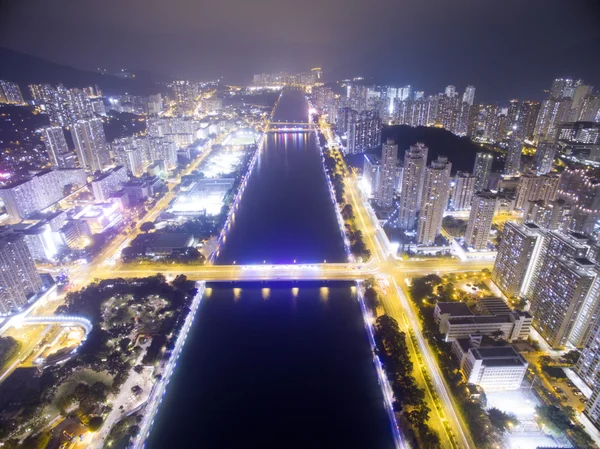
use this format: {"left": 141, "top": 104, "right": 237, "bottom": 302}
{"left": 17, "top": 315, "right": 93, "bottom": 335}
{"left": 265, "top": 121, "right": 315, "bottom": 133}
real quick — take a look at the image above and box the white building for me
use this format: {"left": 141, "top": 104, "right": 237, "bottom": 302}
{"left": 0, "top": 232, "right": 43, "bottom": 315}
{"left": 418, "top": 156, "right": 451, "bottom": 245}
{"left": 377, "top": 139, "right": 398, "bottom": 208}
{"left": 398, "top": 143, "right": 428, "bottom": 230}
{"left": 71, "top": 118, "right": 110, "bottom": 172}
{"left": 452, "top": 172, "right": 477, "bottom": 211}
{"left": 91, "top": 166, "right": 129, "bottom": 202}
{"left": 462, "top": 346, "right": 528, "bottom": 391}
{"left": 0, "top": 169, "right": 87, "bottom": 223}
{"left": 465, "top": 191, "right": 497, "bottom": 250}
{"left": 40, "top": 126, "right": 70, "bottom": 168}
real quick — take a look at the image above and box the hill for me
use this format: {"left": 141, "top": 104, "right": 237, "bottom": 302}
{"left": 347, "top": 125, "right": 491, "bottom": 174}
{"left": 0, "top": 47, "right": 165, "bottom": 97}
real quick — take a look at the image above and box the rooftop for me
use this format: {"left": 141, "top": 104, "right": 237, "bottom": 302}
{"left": 436, "top": 302, "right": 473, "bottom": 316}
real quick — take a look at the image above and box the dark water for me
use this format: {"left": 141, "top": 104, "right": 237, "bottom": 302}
{"left": 216, "top": 91, "right": 346, "bottom": 264}
{"left": 145, "top": 91, "right": 395, "bottom": 449}
{"left": 146, "top": 283, "right": 395, "bottom": 449}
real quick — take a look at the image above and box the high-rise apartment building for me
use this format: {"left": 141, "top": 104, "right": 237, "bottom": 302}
{"left": 148, "top": 137, "right": 178, "bottom": 170}
{"left": 113, "top": 137, "right": 145, "bottom": 177}
{"left": 362, "top": 155, "right": 381, "bottom": 200}
{"left": 557, "top": 169, "right": 600, "bottom": 234}
{"left": 71, "top": 118, "right": 110, "bottom": 172}
{"left": 492, "top": 222, "right": 546, "bottom": 299}
{"left": 91, "top": 166, "right": 129, "bottom": 202}
{"left": 504, "top": 137, "right": 523, "bottom": 176}
{"left": 39, "top": 126, "right": 70, "bottom": 168}
{"left": 525, "top": 199, "right": 573, "bottom": 232}
{"left": 0, "top": 80, "right": 24, "bottom": 105}
{"left": 418, "top": 156, "right": 451, "bottom": 245}
{"left": 514, "top": 174, "right": 560, "bottom": 210}
{"left": 451, "top": 172, "right": 477, "bottom": 210}
{"left": 465, "top": 192, "right": 497, "bottom": 250}
{"left": 0, "top": 169, "right": 87, "bottom": 223}
{"left": 462, "top": 85, "right": 476, "bottom": 106}
{"left": 376, "top": 140, "right": 398, "bottom": 208}
{"left": 398, "top": 143, "right": 429, "bottom": 230}
{"left": 341, "top": 110, "right": 382, "bottom": 154}
{"left": 473, "top": 152, "right": 493, "bottom": 191}
{"left": 533, "top": 142, "right": 557, "bottom": 175}
{"left": 530, "top": 256, "right": 600, "bottom": 348}
{"left": 0, "top": 232, "right": 43, "bottom": 315}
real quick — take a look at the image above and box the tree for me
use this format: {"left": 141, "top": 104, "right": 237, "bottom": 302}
{"left": 490, "top": 329, "right": 505, "bottom": 340}
{"left": 88, "top": 416, "right": 104, "bottom": 431}
{"left": 488, "top": 407, "right": 517, "bottom": 432}
{"left": 363, "top": 287, "right": 380, "bottom": 311}
{"left": 341, "top": 204, "right": 354, "bottom": 220}
{"left": 140, "top": 222, "right": 155, "bottom": 233}
{"left": 561, "top": 350, "right": 581, "bottom": 366}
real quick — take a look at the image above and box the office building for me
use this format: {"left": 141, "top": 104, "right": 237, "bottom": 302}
{"left": 504, "top": 137, "right": 523, "bottom": 176}
{"left": 398, "top": 143, "right": 428, "bottom": 230}
{"left": 71, "top": 118, "right": 110, "bottom": 172}
{"left": 465, "top": 192, "right": 497, "bottom": 250}
{"left": 0, "top": 232, "right": 43, "bottom": 315}
{"left": 0, "top": 169, "right": 87, "bottom": 223}
{"left": 534, "top": 142, "right": 557, "bottom": 175}
{"left": 451, "top": 172, "right": 477, "bottom": 210}
{"left": 376, "top": 139, "right": 398, "bottom": 208}
{"left": 473, "top": 152, "right": 493, "bottom": 191}
{"left": 418, "top": 156, "right": 451, "bottom": 245}
{"left": 0, "top": 80, "right": 24, "bottom": 105}
{"left": 492, "top": 222, "right": 546, "bottom": 298}
{"left": 40, "top": 126, "right": 70, "bottom": 168}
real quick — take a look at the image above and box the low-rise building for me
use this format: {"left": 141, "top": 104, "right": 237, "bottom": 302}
{"left": 462, "top": 346, "right": 528, "bottom": 391}
{"left": 434, "top": 300, "right": 532, "bottom": 342}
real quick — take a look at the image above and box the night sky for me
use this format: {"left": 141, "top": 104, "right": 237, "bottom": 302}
{"left": 0, "top": 0, "right": 599, "bottom": 102}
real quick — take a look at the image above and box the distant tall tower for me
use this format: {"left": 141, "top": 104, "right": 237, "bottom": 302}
{"left": 0, "top": 80, "right": 24, "bottom": 105}
{"left": 0, "top": 232, "right": 43, "bottom": 315}
{"left": 40, "top": 126, "right": 69, "bottom": 168}
{"left": 70, "top": 118, "right": 110, "bottom": 172}
{"left": 417, "top": 156, "right": 452, "bottom": 245}
{"left": 376, "top": 139, "right": 398, "bottom": 208}
{"left": 462, "top": 85, "right": 476, "bottom": 106}
{"left": 533, "top": 142, "right": 557, "bottom": 175}
{"left": 398, "top": 143, "right": 429, "bottom": 230}
{"left": 465, "top": 192, "right": 497, "bottom": 250}
{"left": 451, "top": 172, "right": 477, "bottom": 210}
{"left": 473, "top": 152, "right": 493, "bottom": 191}
{"left": 504, "top": 137, "right": 522, "bottom": 176}
{"left": 445, "top": 85, "right": 457, "bottom": 98}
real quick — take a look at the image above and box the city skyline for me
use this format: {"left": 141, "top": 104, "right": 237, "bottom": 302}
{"left": 0, "top": 1, "right": 599, "bottom": 102}
{"left": 1, "top": 4, "right": 600, "bottom": 446}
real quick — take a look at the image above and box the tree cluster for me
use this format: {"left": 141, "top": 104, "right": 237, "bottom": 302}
{"left": 374, "top": 315, "right": 441, "bottom": 449}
